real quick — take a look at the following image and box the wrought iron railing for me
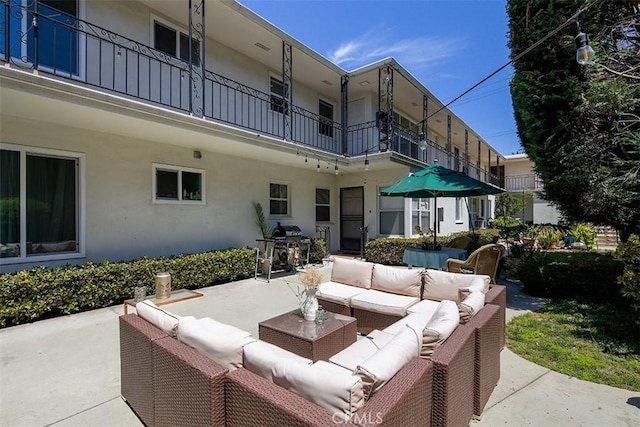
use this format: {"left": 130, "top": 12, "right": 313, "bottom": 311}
{"left": 0, "top": 1, "right": 500, "bottom": 182}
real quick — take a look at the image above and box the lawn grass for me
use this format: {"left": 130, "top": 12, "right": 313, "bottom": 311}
{"left": 506, "top": 299, "right": 640, "bottom": 391}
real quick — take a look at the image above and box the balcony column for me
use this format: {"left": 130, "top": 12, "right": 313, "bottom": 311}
{"left": 487, "top": 149, "right": 492, "bottom": 182}
{"left": 422, "top": 95, "right": 428, "bottom": 163}
{"left": 282, "top": 41, "right": 293, "bottom": 141}
{"left": 188, "top": 0, "right": 205, "bottom": 117}
{"left": 477, "top": 140, "right": 481, "bottom": 179}
{"left": 464, "top": 129, "right": 469, "bottom": 174}
{"left": 341, "top": 75, "right": 349, "bottom": 155}
{"left": 496, "top": 155, "right": 501, "bottom": 186}
{"left": 447, "top": 115, "right": 452, "bottom": 168}
{"left": 378, "top": 66, "right": 393, "bottom": 151}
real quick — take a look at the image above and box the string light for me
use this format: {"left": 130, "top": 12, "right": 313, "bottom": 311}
{"left": 364, "top": 150, "right": 370, "bottom": 171}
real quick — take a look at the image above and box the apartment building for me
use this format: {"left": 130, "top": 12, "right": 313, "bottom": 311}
{"left": 0, "top": 0, "right": 504, "bottom": 271}
{"left": 498, "top": 154, "right": 560, "bottom": 224}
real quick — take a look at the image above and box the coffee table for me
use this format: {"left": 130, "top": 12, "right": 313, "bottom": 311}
{"left": 259, "top": 310, "right": 357, "bottom": 362}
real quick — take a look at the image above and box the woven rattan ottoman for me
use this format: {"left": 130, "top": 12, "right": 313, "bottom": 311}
{"left": 258, "top": 309, "right": 357, "bottom": 362}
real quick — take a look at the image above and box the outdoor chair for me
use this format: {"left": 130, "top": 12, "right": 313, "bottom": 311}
{"left": 445, "top": 243, "right": 505, "bottom": 284}
{"left": 448, "top": 236, "right": 473, "bottom": 252}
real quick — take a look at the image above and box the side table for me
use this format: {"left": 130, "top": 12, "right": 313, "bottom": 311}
{"left": 123, "top": 288, "right": 203, "bottom": 314}
{"left": 259, "top": 310, "right": 357, "bottom": 362}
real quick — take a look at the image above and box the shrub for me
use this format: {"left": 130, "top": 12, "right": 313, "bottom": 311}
{"left": 0, "top": 248, "right": 255, "bottom": 328}
{"left": 568, "top": 223, "right": 597, "bottom": 250}
{"left": 516, "top": 250, "right": 626, "bottom": 302}
{"left": 615, "top": 235, "right": 640, "bottom": 311}
{"left": 308, "top": 238, "right": 326, "bottom": 264}
{"left": 364, "top": 230, "right": 500, "bottom": 265}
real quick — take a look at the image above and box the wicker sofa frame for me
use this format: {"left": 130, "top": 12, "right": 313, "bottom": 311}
{"left": 120, "top": 281, "right": 505, "bottom": 426}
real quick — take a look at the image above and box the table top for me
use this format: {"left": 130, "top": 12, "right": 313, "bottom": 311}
{"left": 123, "top": 288, "right": 203, "bottom": 314}
{"left": 403, "top": 247, "right": 468, "bottom": 270}
{"left": 259, "top": 309, "right": 356, "bottom": 342}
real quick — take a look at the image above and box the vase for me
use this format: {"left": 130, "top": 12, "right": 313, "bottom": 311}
{"left": 301, "top": 288, "right": 319, "bottom": 321}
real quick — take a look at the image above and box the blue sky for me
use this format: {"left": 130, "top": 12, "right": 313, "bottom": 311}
{"left": 241, "top": 0, "right": 523, "bottom": 156}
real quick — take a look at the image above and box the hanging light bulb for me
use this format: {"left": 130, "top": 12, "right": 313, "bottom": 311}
{"left": 305, "top": 155, "right": 308, "bottom": 163}
{"left": 317, "top": 159, "right": 320, "bottom": 172}
{"left": 334, "top": 159, "right": 339, "bottom": 175}
{"left": 419, "top": 133, "right": 428, "bottom": 151}
{"left": 364, "top": 151, "right": 370, "bottom": 171}
{"left": 575, "top": 32, "right": 595, "bottom": 65}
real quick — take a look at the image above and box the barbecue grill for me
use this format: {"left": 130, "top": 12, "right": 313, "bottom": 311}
{"left": 255, "top": 225, "right": 311, "bottom": 282}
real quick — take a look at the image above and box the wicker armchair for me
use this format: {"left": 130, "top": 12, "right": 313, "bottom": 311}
{"left": 447, "top": 235, "right": 473, "bottom": 252}
{"left": 445, "top": 243, "right": 505, "bottom": 284}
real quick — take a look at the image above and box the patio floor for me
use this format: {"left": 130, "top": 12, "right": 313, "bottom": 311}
{"left": 0, "top": 265, "right": 638, "bottom": 426}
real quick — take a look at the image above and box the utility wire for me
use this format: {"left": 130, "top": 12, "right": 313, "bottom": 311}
{"left": 419, "top": 0, "right": 605, "bottom": 124}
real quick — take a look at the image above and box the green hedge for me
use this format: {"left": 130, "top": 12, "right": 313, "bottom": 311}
{"left": 516, "top": 251, "right": 626, "bottom": 303}
{"left": 0, "top": 247, "right": 255, "bottom": 328}
{"left": 364, "top": 230, "right": 500, "bottom": 265}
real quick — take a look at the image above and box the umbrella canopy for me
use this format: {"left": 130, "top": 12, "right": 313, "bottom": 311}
{"left": 380, "top": 164, "right": 504, "bottom": 246}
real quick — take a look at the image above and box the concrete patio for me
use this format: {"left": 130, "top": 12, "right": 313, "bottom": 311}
{"left": 1, "top": 266, "right": 638, "bottom": 426}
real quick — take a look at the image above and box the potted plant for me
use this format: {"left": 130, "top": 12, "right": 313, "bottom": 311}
{"left": 252, "top": 201, "right": 274, "bottom": 273}
{"left": 538, "top": 226, "right": 561, "bottom": 250}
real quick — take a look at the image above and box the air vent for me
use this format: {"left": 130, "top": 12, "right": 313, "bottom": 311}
{"left": 321, "top": 79, "right": 332, "bottom": 86}
{"left": 254, "top": 42, "right": 271, "bottom": 52}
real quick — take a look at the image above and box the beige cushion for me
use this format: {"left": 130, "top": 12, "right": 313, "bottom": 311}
{"left": 329, "top": 330, "right": 396, "bottom": 372}
{"left": 406, "top": 299, "right": 441, "bottom": 319}
{"left": 272, "top": 359, "right": 365, "bottom": 421}
{"left": 313, "top": 360, "right": 354, "bottom": 376}
{"left": 458, "top": 291, "right": 486, "bottom": 324}
{"left": 421, "top": 300, "right": 459, "bottom": 358}
{"left": 316, "top": 281, "right": 367, "bottom": 306}
{"left": 135, "top": 300, "right": 179, "bottom": 337}
{"left": 177, "top": 316, "right": 256, "bottom": 371}
{"left": 350, "top": 289, "right": 420, "bottom": 317}
{"left": 383, "top": 312, "right": 431, "bottom": 336}
{"left": 331, "top": 257, "right": 375, "bottom": 289}
{"left": 243, "top": 340, "right": 312, "bottom": 382}
{"left": 423, "top": 269, "right": 490, "bottom": 303}
{"left": 354, "top": 326, "right": 421, "bottom": 399}
{"left": 371, "top": 264, "right": 423, "bottom": 297}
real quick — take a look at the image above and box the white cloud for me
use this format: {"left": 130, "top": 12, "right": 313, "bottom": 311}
{"left": 327, "top": 25, "right": 464, "bottom": 72}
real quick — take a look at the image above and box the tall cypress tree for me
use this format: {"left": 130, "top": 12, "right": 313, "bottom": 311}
{"left": 508, "top": 0, "right": 640, "bottom": 240}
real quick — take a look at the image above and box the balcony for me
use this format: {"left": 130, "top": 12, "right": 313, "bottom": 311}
{"left": 0, "top": 2, "right": 499, "bottom": 185}
{"left": 504, "top": 174, "right": 544, "bottom": 191}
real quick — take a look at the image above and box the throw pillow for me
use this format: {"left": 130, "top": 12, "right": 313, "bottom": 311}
{"left": 135, "top": 300, "right": 179, "bottom": 337}
{"left": 177, "top": 316, "right": 256, "bottom": 371}
{"left": 354, "top": 325, "right": 421, "bottom": 399}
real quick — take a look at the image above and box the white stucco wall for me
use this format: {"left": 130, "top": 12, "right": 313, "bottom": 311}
{"left": 1, "top": 115, "right": 344, "bottom": 270}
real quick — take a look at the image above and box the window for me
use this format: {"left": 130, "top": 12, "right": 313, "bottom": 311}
{"left": 411, "top": 198, "right": 430, "bottom": 235}
{"left": 455, "top": 197, "right": 463, "bottom": 222}
{"left": 315, "top": 188, "right": 330, "bottom": 222}
{"left": 318, "top": 100, "right": 334, "bottom": 137}
{"left": 379, "top": 193, "right": 403, "bottom": 235}
{"left": 1, "top": 146, "right": 83, "bottom": 260}
{"left": 153, "top": 19, "right": 200, "bottom": 65}
{"left": 153, "top": 164, "right": 204, "bottom": 204}
{"left": 269, "top": 183, "right": 289, "bottom": 216}
{"left": 270, "top": 76, "right": 289, "bottom": 114}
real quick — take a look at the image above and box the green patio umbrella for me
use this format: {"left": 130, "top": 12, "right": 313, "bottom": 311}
{"left": 380, "top": 163, "right": 504, "bottom": 248}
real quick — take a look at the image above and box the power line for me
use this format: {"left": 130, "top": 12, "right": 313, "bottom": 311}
{"left": 418, "top": 0, "right": 605, "bottom": 126}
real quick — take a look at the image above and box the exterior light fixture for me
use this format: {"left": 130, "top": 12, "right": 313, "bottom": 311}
{"left": 334, "top": 159, "right": 339, "bottom": 175}
{"left": 418, "top": 133, "right": 428, "bottom": 150}
{"left": 317, "top": 159, "right": 320, "bottom": 172}
{"left": 575, "top": 32, "right": 595, "bottom": 65}
{"left": 364, "top": 151, "right": 370, "bottom": 171}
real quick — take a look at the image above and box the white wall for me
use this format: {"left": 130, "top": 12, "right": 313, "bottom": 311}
{"left": 1, "top": 115, "right": 341, "bottom": 269}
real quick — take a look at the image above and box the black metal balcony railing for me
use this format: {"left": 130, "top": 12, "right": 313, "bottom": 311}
{"left": 0, "top": 2, "right": 499, "bottom": 185}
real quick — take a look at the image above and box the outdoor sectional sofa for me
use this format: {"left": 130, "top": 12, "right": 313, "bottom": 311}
{"left": 119, "top": 258, "right": 505, "bottom": 427}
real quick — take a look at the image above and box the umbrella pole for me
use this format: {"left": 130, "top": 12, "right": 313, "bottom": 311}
{"left": 433, "top": 196, "right": 438, "bottom": 249}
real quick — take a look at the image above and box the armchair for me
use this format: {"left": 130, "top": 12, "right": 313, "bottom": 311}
{"left": 445, "top": 244, "right": 505, "bottom": 284}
